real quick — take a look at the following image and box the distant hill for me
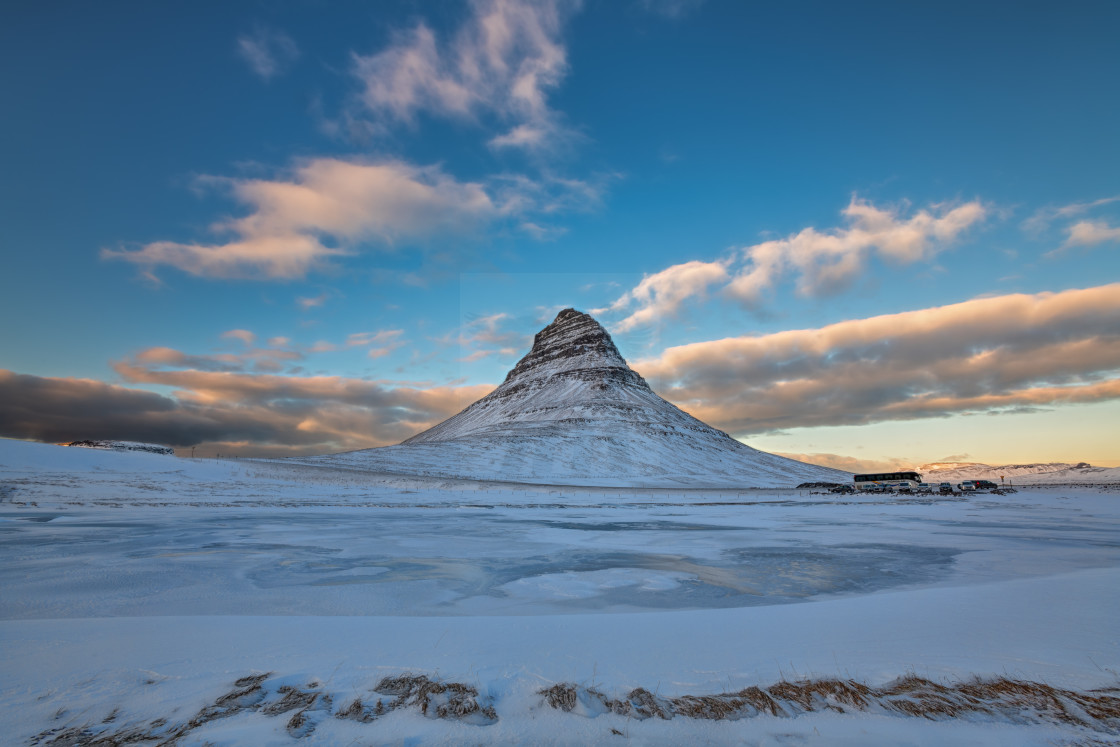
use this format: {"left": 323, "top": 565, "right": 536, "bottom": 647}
{"left": 67, "top": 440, "right": 174, "bottom": 456}
{"left": 920, "top": 461, "right": 1120, "bottom": 485}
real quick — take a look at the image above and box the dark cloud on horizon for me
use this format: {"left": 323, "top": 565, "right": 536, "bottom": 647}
{"left": 0, "top": 368, "right": 492, "bottom": 457}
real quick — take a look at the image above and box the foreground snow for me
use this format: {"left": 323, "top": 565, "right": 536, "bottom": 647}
{"left": 1, "top": 439, "right": 1118, "bottom": 744}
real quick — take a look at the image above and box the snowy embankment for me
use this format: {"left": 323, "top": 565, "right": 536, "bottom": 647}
{"left": 1, "top": 439, "right": 1118, "bottom": 745}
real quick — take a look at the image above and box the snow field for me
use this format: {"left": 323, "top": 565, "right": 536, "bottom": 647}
{"left": 1, "top": 439, "right": 1118, "bottom": 744}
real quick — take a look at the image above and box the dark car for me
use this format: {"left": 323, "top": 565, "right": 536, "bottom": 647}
{"left": 974, "top": 480, "right": 999, "bottom": 490}
{"left": 830, "top": 484, "right": 856, "bottom": 494}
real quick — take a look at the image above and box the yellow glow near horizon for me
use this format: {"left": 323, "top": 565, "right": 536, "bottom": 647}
{"left": 747, "top": 399, "right": 1120, "bottom": 471}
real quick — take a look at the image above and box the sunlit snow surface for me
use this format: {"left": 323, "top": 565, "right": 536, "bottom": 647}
{"left": 1, "top": 440, "right": 1119, "bottom": 745}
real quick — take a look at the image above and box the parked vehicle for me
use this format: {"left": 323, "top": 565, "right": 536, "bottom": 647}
{"left": 830, "top": 484, "right": 855, "bottom": 494}
{"left": 916, "top": 483, "right": 934, "bottom": 493}
{"left": 974, "top": 480, "right": 999, "bottom": 490}
{"left": 958, "top": 481, "right": 977, "bottom": 492}
{"left": 939, "top": 482, "right": 954, "bottom": 494}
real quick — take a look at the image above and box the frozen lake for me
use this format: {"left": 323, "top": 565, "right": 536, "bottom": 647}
{"left": 3, "top": 489, "right": 1117, "bottom": 618}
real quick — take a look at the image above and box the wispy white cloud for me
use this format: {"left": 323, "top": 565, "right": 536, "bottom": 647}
{"left": 236, "top": 27, "right": 300, "bottom": 81}
{"left": 1023, "top": 195, "right": 1120, "bottom": 257}
{"left": 296, "top": 292, "right": 331, "bottom": 310}
{"left": 220, "top": 329, "right": 256, "bottom": 346}
{"left": 1060, "top": 219, "right": 1120, "bottom": 250}
{"left": 345, "top": 329, "right": 408, "bottom": 360}
{"left": 439, "top": 312, "right": 528, "bottom": 362}
{"left": 633, "top": 283, "right": 1120, "bottom": 436}
{"left": 1022, "top": 195, "right": 1120, "bottom": 235}
{"left": 346, "top": 329, "right": 404, "bottom": 348}
{"left": 605, "top": 197, "right": 987, "bottom": 330}
{"left": 350, "top": 0, "right": 578, "bottom": 152}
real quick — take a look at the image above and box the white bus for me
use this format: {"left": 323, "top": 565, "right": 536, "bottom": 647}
{"left": 853, "top": 471, "right": 923, "bottom": 491}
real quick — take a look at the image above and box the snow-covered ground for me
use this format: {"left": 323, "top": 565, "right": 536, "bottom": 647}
{"left": 1, "top": 439, "right": 1118, "bottom": 744}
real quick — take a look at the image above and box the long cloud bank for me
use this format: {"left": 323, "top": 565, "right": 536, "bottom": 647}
{"left": 3, "top": 283, "right": 1118, "bottom": 455}
{"left": 631, "top": 282, "right": 1120, "bottom": 435}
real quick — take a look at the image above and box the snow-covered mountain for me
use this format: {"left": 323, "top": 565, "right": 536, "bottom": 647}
{"left": 299, "top": 309, "right": 847, "bottom": 487}
{"left": 920, "top": 461, "right": 1120, "bottom": 485}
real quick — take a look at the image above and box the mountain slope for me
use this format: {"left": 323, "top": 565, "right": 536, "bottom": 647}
{"left": 299, "top": 309, "right": 847, "bottom": 487}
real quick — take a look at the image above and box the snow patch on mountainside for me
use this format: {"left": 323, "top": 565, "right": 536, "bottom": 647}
{"left": 298, "top": 309, "right": 846, "bottom": 487}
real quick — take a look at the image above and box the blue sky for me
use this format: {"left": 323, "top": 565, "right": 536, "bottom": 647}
{"left": 2, "top": 0, "right": 1118, "bottom": 468}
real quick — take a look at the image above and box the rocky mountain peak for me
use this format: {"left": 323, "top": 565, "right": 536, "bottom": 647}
{"left": 502, "top": 308, "right": 635, "bottom": 385}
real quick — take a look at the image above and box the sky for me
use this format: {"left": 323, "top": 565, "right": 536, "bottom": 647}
{"left": 1, "top": 0, "right": 1118, "bottom": 470}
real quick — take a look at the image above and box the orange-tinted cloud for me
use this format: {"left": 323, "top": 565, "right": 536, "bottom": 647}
{"left": 634, "top": 283, "right": 1120, "bottom": 435}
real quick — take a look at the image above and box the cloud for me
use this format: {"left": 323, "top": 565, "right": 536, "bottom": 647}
{"left": 133, "top": 339, "right": 303, "bottom": 375}
{"left": 221, "top": 329, "right": 256, "bottom": 346}
{"left": 440, "top": 312, "right": 528, "bottom": 362}
{"left": 104, "top": 159, "right": 506, "bottom": 279}
{"left": 345, "top": 329, "right": 407, "bottom": 360}
{"left": 350, "top": 0, "right": 578, "bottom": 152}
{"left": 105, "top": 158, "right": 607, "bottom": 280}
{"left": 1060, "top": 219, "right": 1120, "bottom": 250}
{"left": 1024, "top": 195, "right": 1120, "bottom": 256}
{"left": 633, "top": 283, "right": 1120, "bottom": 437}
{"left": 1022, "top": 195, "right": 1120, "bottom": 235}
{"left": 0, "top": 358, "right": 494, "bottom": 458}
{"left": 606, "top": 197, "right": 988, "bottom": 329}
{"left": 599, "top": 260, "right": 730, "bottom": 332}
{"left": 346, "top": 330, "right": 404, "bottom": 348}
{"left": 236, "top": 27, "right": 300, "bottom": 80}
{"left": 296, "top": 292, "right": 331, "bottom": 310}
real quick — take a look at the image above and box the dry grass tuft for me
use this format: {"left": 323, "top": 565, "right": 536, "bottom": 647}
{"left": 372, "top": 673, "right": 498, "bottom": 724}
{"left": 540, "top": 675, "right": 1120, "bottom": 732}
{"left": 260, "top": 685, "right": 320, "bottom": 716}
{"left": 540, "top": 683, "right": 578, "bottom": 712}
{"left": 27, "top": 669, "right": 500, "bottom": 745}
